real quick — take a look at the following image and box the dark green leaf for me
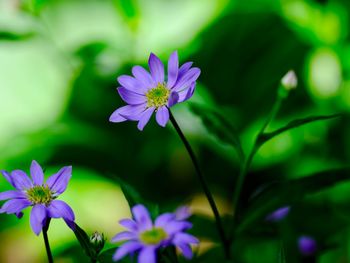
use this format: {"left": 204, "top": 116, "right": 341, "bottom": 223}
{"left": 73, "top": 223, "right": 95, "bottom": 259}
{"left": 257, "top": 113, "right": 343, "bottom": 146}
{"left": 0, "top": 31, "right": 34, "bottom": 41}
{"left": 116, "top": 178, "right": 159, "bottom": 218}
{"left": 116, "top": 178, "right": 143, "bottom": 208}
{"left": 237, "top": 168, "right": 350, "bottom": 234}
{"left": 189, "top": 103, "right": 245, "bottom": 161}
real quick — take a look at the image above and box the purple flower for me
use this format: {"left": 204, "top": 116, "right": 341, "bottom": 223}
{"left": 112, "top": 204, "right": 199, "bottom": 263}
{"left": 109, "top": 51, "right": 201, "bottom": 131}
{"left": 265, "top": 206, "right": 290, "bottom": 222}
{"left": 0, "top": 160, "right": 75, "bottom": 235}
{"left": 298, "top": 236, "right": 317, "bottom": 256}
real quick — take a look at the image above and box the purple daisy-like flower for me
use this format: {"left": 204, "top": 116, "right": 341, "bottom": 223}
{"left": 0, "top": 160, "right": 75, "bottom": 235}
{"left": 109, "top": 51, "right": 201, "bottom": 131}
{"left": 112, "top": 204, "right": 199, "bottom": 263}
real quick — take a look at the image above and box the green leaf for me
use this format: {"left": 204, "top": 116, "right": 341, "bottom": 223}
{"left": 237, "top": 168, "right": 350, "bottom": 234}
{"left": 257, "top": 113, "right": 343, "bottom": 146}
{"left": 189, "top": 103, "right": 245, "bottom": 161}
{"left": 116, "top": 178, "right": 143, "bottom": 208}
{"left": 73, "top": 223, "right": 95, "bottom": 259}
{"left": 0, "top": 31, "right": 34, "bottom": 41}
{"left": 116, "top": 178, "right": 159, "bottom": 218}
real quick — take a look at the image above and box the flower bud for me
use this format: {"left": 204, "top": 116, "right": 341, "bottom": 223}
{"left": 90, "top": 231, "right": 105, "bottom": 254}
{"left": 298, "top": 236, "right": 317, "bottom": 256}
{"left": 281, "top": 70, "right": 298, "bottom": 91}
{"left": 265, "top": 206, "right": 290, "bottom": 222}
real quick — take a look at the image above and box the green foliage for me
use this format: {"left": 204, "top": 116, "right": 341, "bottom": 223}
{"left": 257, "top": 113, "right": 344, "bottom": 147}
{"left": 117, "top": 178, "right": 159, "bottom": 218}
{"left": 190, "top": 103, "right": 244, "bottom": 161}
{"left": 2, "top": 0, "right": 350, "bottom": 262}
{"left": 237, "top": 168, "right": 350, "bottom": 234}
{"left": 73, "top": 223, "right": 99, "bottom": 261}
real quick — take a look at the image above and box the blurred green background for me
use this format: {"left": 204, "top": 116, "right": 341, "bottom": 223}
{"left": 1, "top": 0, "right": 350, "bottom": 262}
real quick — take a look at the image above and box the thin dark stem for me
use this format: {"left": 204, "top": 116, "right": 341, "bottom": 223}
{"left": 169, "top": 110, "right": 230, "bottom": 260}
{"left": 43, "top": 221, "right": 54, "bottom": 263}
{"left": 230, "top": 93, "right": 285, "bottom": 242}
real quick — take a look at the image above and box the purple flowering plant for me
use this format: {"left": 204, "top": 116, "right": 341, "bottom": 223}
{"left": 0, "top": 160, "right": 75, "bottom": 235}
{"left": 109, "top": 51, "right": 200, "bottom": 130}
{"left": 1, "top": 48, "right": 345, "bottom": 263}
{"left": 112, "top": 204, "right": 198, "bottom": 263}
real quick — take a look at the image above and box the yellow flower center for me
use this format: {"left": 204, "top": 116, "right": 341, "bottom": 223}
{"left": 146, "top": 83, "right": 170, "bottom": 108}
{"left": 26, "top": 185, "right": 53, "bottom": 205}
{"left": 139, "top": 227, "right": 168, "bottom": 245}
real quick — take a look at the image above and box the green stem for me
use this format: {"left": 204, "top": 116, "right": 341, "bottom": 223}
{"left": 231, "top": 92, "right": 285, "bottom": 238}
{"left": 43, "top": 220, "right": 54, "bottom": 263}
{"left": 169, "top": 110, "right": 231, "bottom": 260}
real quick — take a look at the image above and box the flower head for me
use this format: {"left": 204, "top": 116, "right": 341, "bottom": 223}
{"left": 0, "top": 160, "right": 75, "bottom": 235}
{"left": 112, "top": 204, "right": 198, "bottom": 263}
{"left": 109, "top": 51, "right": 201, "bottom": 130}
{"left": 298, "top": 236, "right": 317, "bottom": 256}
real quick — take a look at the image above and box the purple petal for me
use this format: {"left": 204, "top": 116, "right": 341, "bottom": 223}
{"left": 176, "top": 243, "right": 193, "bottom": 259}
{"left": 112, "top": 241, "right": 142, "bottom": 261}
{"left": 148, "top": 53, "right": 164, "bottom": 84}
{"left": 167, "top": 51, "right": 179, "bottom": 88}
{"left": 298, "top": 236, "right": 317, "bottom": 256}
{"left": 168, "top": 92, "right": 179, "bottom": 107}
{"left": 1, "top": 170, "right": 16, "bottom": 188}
{"left": 46, "top": 166, "right": 72, "bottom": 195}
{"left": 120, "top": 104, "right": 148, "bottom": 121}
{"left": 47, "top": 200, "right": 75, "bottom": 222}
{"left": 112, "top": 231, "right": 136, "bottom": 242}
{"left": 30, "top": 204, "right": 47, "bottom": 235}
{"left": 118, "top": 75, "right": 148, "bottom": 94}
{"left": 0, "top": 198, "right": 31, "bottom": 214}
{"left": 137, "top": 107, "right": 155, "bottom": 131}
{"left": 175, "top": 206, "right": 191, "bottom": 220}
{"left": 132, "top": 204, "right": 153, "bottom": 230}
{"left": 178, "top": 62, "right": 193, "bottom": 79}
{"left": 266, "top": 206, "right": 290, "bottom": 222}
{"left": 173, "top": 68, "right": 200, "bottom": 92}
{"left": 184, "top": 82, "right": 196, "bottom": 101}
{"left": 30, "top": 160, "right": 44, "bottom": 186}
{"left": 164, "top": 221, "right": 192, "bottom": 236}
{"left": 155, "top": 106, "right": 169, "bottom": 127}
{"left": 155, "top": 213, "right": 175, "bottom": 228}
{"left": 10, "top": 170, "right": 33, "bottom": 190}
{"left": 173, "top": 233, "right": 199, "bottom": 245}
{"left": 0, "top": 190, "right": 26, "bottom": 201}
{"left": 177, "top": 82, "right": 196, "bottom": 103}
{"left": 110, "top": 104, "right": 146, "bottom": 123}
{"left": 138, "top": 246, "right": 156, "bottom": 263}
{"left": 119, "top": 218, "right": 138, "bottom": 231}
{"left": 118, "top": 87, "right": 147, "bottom": 105}
{"left": 132, "top": 66, "right": 155, "bottom": 88}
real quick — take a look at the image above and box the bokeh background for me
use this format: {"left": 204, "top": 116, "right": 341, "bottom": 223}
{"left": 1, "top": 0, "right": 350, "bottom": 262}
